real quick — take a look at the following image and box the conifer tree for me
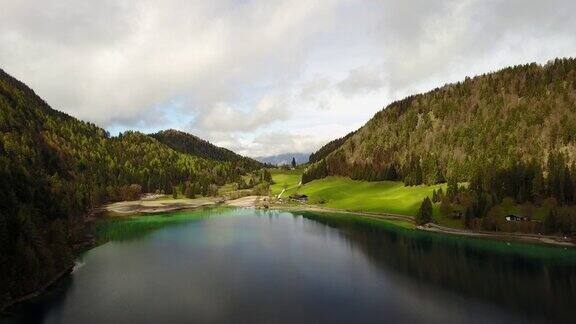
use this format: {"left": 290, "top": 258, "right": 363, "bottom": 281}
{"left": 416, "top": 197, "right": 433, "bottom": 225}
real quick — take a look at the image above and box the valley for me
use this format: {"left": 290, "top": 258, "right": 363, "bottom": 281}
{"left": 3, "top": 59, "right": 576, "bottom": 322}
{"left": 3, "top": 2, "right": 576, "bottom": 323}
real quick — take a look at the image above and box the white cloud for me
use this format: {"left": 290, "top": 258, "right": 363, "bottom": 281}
{"left": 2, "top": 0, "right": 576, "bottom": 156}
{"left": 246, "top": 132, "right": 326, "bottom": 157}
{"left": 337, "top": 67, "right": 385, "bottom": 96}
{"left": 300, "top": 77, "right": 331, "bottom": 101}
{"left": 192, "top": 96, "right": 289, "bottom": 132}
{"left": 0, "top": 0, "right": 339, "bottom": 127}
{"left": 299, "top": 77, "right": 333, "bottom": 110}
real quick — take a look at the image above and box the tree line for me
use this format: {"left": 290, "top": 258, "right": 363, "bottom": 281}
{"left": 424, "top": 152, "right": 576, "bottom": 234}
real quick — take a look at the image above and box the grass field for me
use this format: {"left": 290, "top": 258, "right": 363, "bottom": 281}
{"left": 294, "top": 176, "right": 446, "bottom": 217}
{"left": 270, "top": 169, "right": 303, "bottom": 196}
{"left": 270, "top": 170, "right": 464, "bottom": 228}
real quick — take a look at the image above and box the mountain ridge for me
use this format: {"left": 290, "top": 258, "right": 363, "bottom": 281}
{"left": 309, "top": 131, "right": 356, "bottom": 164}
{"left": 304, "top": 58, "right": 576, "bottom": 185}
{"left": 151, "top": 129, "right": 263, "bottom": 170}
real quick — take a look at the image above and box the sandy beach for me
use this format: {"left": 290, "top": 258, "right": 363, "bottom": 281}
{"left": 105, "top": 197, "right": 218, "bottom": 215}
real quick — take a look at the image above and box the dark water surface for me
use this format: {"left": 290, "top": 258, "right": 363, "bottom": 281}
{"left": 3, "top": 207, "right": 576, "bottom": 324}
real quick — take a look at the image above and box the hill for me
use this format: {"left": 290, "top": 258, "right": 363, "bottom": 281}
{"left": 305, "top": 58, "right": 576, "bottom": 184}
{"left": 255, "top": 152, "right": 310, "bottom": 166}
{"left": 304, "top": 58, "right": 576, "bottom": 233}
{"left": 151, "top": 129, "right": 263, "bottom": 171}
{"left": 0, "top": 69, "right": 250, "bottom": 308}
{"left": 309, "top": 131, "right": 355, "bottom": 163}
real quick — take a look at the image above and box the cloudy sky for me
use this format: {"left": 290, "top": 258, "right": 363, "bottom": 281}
{"left": 1, "top": 0, "right": 575, "bottom": 157}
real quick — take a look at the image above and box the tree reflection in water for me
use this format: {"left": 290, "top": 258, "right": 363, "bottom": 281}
{"left": 301, "top": 211, "right": 576, "bottom": 322}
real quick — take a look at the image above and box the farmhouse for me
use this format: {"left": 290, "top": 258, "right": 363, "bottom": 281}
{"left": 289, "top": 194, "right": 308, "bottom": 203}
{"left": 505, "top": 214, "right": 529, "bottom": 222}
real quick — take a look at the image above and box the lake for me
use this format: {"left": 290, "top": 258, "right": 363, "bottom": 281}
{"left": 3, "top": 207, "right": 576, "bottom": 323}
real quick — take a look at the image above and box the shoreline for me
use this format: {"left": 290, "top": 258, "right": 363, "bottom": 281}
{"left": 102, "top": 195, "right": 269, "bottom": 216}
{"left": 2, "top": 197, "right": 573, "bottom": 315}
{"left": 103, "top": 196, "right": 220, "bottom": 215}
{"left": 1, "top": 195, "right": 251, "bottom": 315}
{"left": 126, "top": 195, "right": 574, "bottom": 249}
{"left": 421, "top": 223, "right": 575, "bottom": 247}
{"left": 1, "top": 265, "right": 74, "bottom": 315}
{"left": 226, "top": 195, "right": 268, "bottom": 207}
{"left": 272, "top": 204, "right": 575, "bottom": 248}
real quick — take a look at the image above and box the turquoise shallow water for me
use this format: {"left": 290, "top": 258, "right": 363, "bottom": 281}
{"left": 3, "top": 207, "right": 576, "bottom": 323}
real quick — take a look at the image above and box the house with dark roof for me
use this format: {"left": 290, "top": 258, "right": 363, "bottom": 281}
{"left": 289, "top": 194, "right": 308, "bottom": 203}
{"left": 505, "top": 214, "right": 529, "bottom": 222}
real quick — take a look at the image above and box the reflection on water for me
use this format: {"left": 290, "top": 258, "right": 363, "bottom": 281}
{"left": 301, "top": 211, "right": 576, "bottom": 322}
{"left": 92, "top": 206, "right": 224, "bottom": 243}
{"left": 3, "top": 207, "right": 576, "bottom": 324}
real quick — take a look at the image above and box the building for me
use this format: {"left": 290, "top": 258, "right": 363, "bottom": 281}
{"left": 289, "top": 194, "right": 308, "bottom": 203}
{"left": 505, "top": 214, "right": 529, "bottom": 222}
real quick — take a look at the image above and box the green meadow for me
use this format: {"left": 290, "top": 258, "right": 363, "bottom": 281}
{"left": 269, "top": 169, "right": 303, "bottom": 196}
{"left": 294, "top": 176, "right": 446, "bottom": 216}
{"left": 270, "top": 170, "right": 469, "bottom": 227}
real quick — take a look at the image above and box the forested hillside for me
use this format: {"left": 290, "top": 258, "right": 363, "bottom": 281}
{"left": 151, "top": 129, "right": 263, "bottom": 171}
{"left": 305, "top": 58, "right": 576, "bottom": 183}
{"left": 304, "top": 58, "right": 576, "bottom": 233}
{"left": 0, "top": 69, "right": 250, "bottom": 308}
{"left": 308, "top": 131, "right": 356, "bottom": 163}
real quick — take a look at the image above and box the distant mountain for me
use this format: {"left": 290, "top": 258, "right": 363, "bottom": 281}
{"left": 151, "top": 129, "right": 263, "bottom": 171}
{"left": 256, "top": 153, "right": 310, "bottom": 166}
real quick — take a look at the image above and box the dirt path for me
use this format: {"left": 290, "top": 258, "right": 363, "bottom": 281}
{"left": 277, "top": 189, "right": 286, "bottom": 199}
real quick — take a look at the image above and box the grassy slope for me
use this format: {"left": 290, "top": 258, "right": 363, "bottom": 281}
{"left": 270, "top": 169, "right": 303, "bottom": 196}
{"left": 271, "top": 170, "right": 466, "bottom": 228}
{"left": 296, "top": 176, "right": 445, "bottom": 216}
